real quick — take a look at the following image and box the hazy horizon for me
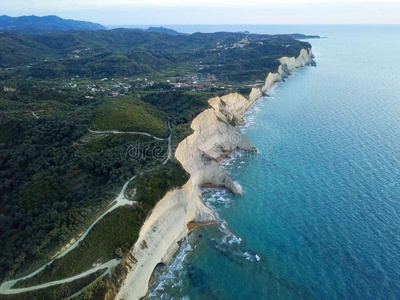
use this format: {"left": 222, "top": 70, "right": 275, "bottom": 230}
{"left": 1, "top": 0, "right": 400, "bottom": 25}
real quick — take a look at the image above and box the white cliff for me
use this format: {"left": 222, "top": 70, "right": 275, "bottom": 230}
{"left": 116, "top": 179, "right": 214, "bottom": 300}
{"left": 116, "top": 94, "right": 253, "bottom": 300}
{"left": 262, "top": 48, "right": 314, "bottom": 93}
{"left": 116, "top": 48, "right": 314, "bottom": 300}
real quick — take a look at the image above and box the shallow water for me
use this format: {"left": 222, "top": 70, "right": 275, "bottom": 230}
{"left": 148, "top": 25, "right": 400, "bottom": 300}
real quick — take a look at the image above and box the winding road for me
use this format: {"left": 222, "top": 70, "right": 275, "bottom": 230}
{"left": 0, "top": 260, "right": 120, "bottom": 295}
{"left": 0, "top": 177, "right": 135, "bottom": 295}
{"left": 0, "top": 123, "right": 173, "bottom": 295}
{"left": 163, "top": 122, "right": 173, "bottom": 165}
{"left": 88, "top": 129, "right": 167, "bottom": 141}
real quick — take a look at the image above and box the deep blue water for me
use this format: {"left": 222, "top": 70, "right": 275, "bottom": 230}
{"left": 148, "top": 25, "right": 400, "bottom": 300}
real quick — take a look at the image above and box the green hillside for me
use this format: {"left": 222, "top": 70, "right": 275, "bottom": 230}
{"left": 0, "top": 29, "right": 311, "bottom": 83}
{"left": 91, "top": 97, "right": 168, "bottom": 137}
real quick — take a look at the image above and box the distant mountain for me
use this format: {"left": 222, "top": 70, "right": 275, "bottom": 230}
{"left": 0, "top": 15, "right": 106, "bottom": 34}
{"left": 144, "top": 27, "right": 186, "bottom": 36}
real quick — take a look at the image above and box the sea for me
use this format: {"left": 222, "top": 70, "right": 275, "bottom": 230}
{"left": 144, "top": 25, "right": 400, "bottom": 299}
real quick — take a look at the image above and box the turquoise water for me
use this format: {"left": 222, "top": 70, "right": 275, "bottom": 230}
{"left": 148, "top": 26, "right": 400, "bottom": 299}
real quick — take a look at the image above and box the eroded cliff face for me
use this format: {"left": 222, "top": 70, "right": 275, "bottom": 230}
{"left": 116, "top": 48, "right": 314, "bottom": 300}
{"left": 176, "top": 93, "right": 257, "bottom": 195}
{"left": 116, "top": 179, "right": 214, "bottom": 300}
{"left": 262, "top": 48, "right": 314, "bottom": 93}
{"left": 117, "top": 93, "right": 254, "bottom": 300}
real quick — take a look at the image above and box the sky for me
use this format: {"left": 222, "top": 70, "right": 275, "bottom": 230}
{"left": 1, "top": 0, "right": 400, "bottom": 25}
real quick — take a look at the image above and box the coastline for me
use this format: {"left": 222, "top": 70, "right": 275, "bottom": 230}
{"left": 116, "top": 48, "right": 315, "bottom": 300}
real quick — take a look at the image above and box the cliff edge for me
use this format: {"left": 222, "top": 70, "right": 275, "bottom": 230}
{"left": 262, "top": 48, "right": 314, "bottom": 93}
{"left": 116, "top": 48, "right": 314, "bottom": 300}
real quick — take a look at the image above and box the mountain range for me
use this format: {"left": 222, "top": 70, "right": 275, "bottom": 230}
{"left": 0, "top": 15, "right": 106, "bottom": 34}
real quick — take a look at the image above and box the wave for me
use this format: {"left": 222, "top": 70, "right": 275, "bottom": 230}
{"left": 147, "top": 237, "right": 195, "bottom": 299}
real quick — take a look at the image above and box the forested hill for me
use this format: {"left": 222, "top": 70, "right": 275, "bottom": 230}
{"left": 0, "top": 29, "right": 312, "bottom": 83}
{"left": 0, "top": 15, "right": 106, "bottom": 34}
{"left": 145, "top": 26, "right": 186, "bottom": 36}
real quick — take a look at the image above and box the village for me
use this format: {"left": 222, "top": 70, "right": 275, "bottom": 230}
{"left": 58, "top": 71, "right": 235, "bottom": 99}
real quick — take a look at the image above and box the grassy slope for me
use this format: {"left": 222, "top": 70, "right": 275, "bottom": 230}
{"left": 91, "top": 97, "right": 169, "bottom": 138}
